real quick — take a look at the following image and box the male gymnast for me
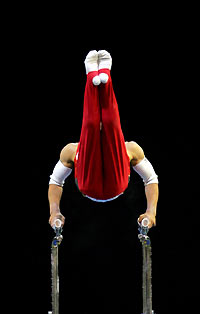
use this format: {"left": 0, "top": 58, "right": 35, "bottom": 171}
{"left": 48, "top": 50, "right": 159, "bottom": 229}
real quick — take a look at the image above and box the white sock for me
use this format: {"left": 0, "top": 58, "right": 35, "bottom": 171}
{"left": 84, "top": 50, "right": 99, "bottom": 74}
{"left": 98, "top": 50, "right": 112, "bottom": 70}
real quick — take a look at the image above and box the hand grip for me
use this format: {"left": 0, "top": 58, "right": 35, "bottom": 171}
{"left": 141, "top": 218, "right": 150, "bottom": 228}
{"left": 53, "top": 219, "right": 62, "bottom": 229}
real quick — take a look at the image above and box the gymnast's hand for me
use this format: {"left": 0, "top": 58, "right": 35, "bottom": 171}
{"left": 138, "top": 212, "right": 156, "bottom": 229}
{"left": 49, "top": 212, "right": 65, "bottom": 228}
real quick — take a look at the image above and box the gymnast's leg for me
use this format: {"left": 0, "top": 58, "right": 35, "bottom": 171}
{"left": 76, "top": 51, "right": 104, "bottom": 199}
{"left": 98, "top": 51, "right": 130, "bottom": 199}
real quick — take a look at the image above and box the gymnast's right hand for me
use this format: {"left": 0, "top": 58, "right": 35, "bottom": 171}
{"left": 49, "top": 211, "right": 65, "bottom": 228}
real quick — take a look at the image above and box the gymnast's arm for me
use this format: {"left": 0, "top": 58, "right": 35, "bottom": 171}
{"left": 127, "top": 141, "right": 159, "bottom": 228}
{"left": 48, "top": 143, "right": 76, "bottom": 227}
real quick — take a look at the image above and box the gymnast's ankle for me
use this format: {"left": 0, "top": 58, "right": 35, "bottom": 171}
{"left": 98, "top": 50, "right": 112, "bottom": 84}
{"left": 84, "top": 50, "right": 99, "bottom": 74}
{"left": 85, "top": 51, "right": 101, "bottom": 85}
{"left": 98, "top": 68, "right": 110, "bottom": 84}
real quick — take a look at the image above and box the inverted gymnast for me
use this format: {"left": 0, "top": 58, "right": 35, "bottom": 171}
{"left": 48, "top": 50, "right": 159, "bottom": 229}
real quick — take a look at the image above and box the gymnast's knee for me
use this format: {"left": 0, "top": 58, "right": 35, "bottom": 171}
{"left": 102, "top": 114, "right": 121, "bottom": 131}
{"left": 82, "top": 117, "right": 100, "bottom": 131}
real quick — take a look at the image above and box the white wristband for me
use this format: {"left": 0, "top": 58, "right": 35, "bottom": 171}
{"left": 133, "top": 157, "right": 158, "bottom": 186}
{"left": 49, "top": 160, "right": 72, "bottom": 187}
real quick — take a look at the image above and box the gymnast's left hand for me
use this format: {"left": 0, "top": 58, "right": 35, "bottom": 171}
{"left": 138, "top": 212, "right": 156, "bottom": 228}
{"left": 49, "top": 212, "right": 65, "bottom": 228}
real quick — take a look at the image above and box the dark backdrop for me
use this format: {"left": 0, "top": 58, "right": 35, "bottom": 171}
{"left": 13, "top": 35, "right": 197, "bottom": 313}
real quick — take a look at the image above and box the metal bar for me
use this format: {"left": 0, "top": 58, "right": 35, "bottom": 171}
{"left": 51, "top": 244, "right": 59, "bottom": 314}
{"left": 138, "top": 219, "right": 155, "bottom": 314}
{"left": 146, "top": 245, "right": 152, "bottom": 314}
{"left": 49, "top": 219, "right": 63, "bottom": 314}
{"left": 143, "top": 245, "right": 147, "bottom": 314}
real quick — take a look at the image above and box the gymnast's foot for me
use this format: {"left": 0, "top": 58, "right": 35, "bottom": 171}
{"left": 98, "top": 50, "right": 112, "bottom": 84}
{"left": 84, "top": 50, "right": 101, "bottom": 85}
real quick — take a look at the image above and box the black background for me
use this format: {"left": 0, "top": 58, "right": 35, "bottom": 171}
{"left": 8, "top": 9, "right": 198, "bottom": 314}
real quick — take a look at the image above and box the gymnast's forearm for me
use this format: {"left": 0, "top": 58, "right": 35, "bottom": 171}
{"left": 48, "top": 184, "right": 63, "bottom": 216}
{"left": 145, "top": 183, "right": 159, "bottom": 217}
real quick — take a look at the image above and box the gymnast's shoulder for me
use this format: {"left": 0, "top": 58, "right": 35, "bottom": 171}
{"left": 60, "top": 143, "right": 78, "bottom": 167}
{"left": 125, "top": 141, "right": 144, "bottom": 165}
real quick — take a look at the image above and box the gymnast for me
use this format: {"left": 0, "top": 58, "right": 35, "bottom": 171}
{"left": 48, "top": 50, "right": 159, "bottom": 229}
